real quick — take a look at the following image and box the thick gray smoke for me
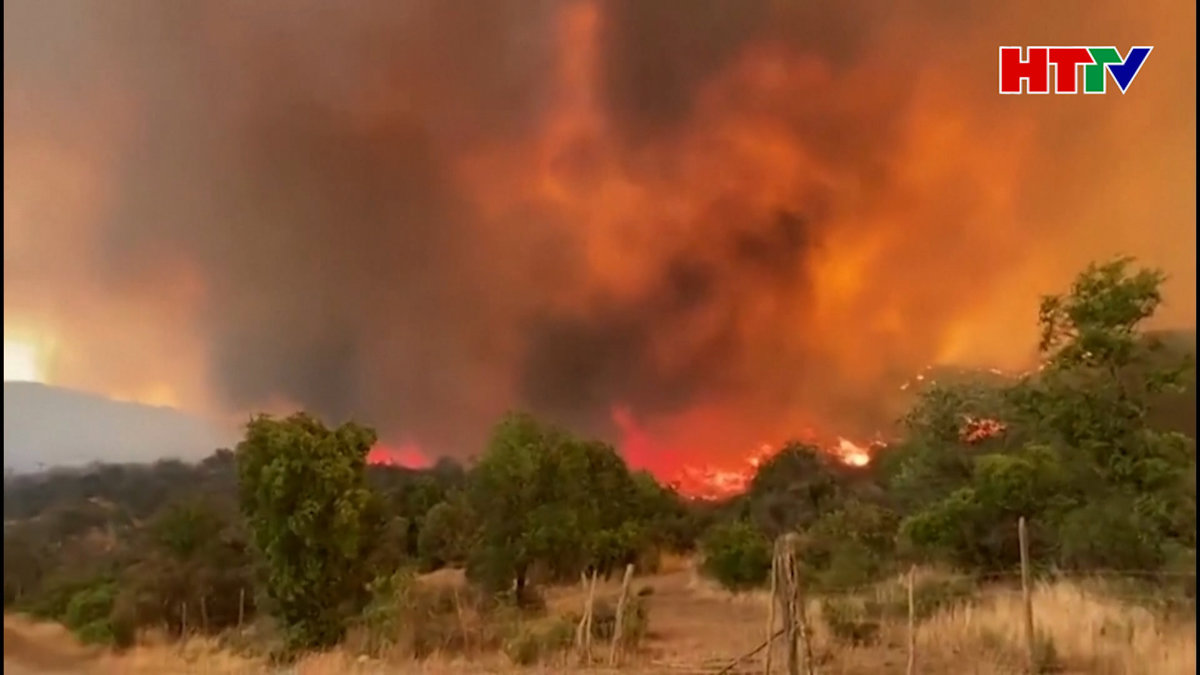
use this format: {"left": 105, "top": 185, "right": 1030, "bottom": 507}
{"left": 5, "top": 0, "right": 1194, "bottom": 463}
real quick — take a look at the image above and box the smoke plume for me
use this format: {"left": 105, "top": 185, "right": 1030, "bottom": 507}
{"left": 5, "top": 0, "right": 1195, "bottom": 469}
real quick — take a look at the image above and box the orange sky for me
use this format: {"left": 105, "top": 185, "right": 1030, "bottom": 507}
{"left": 4, "top": 0, "right": 1195, "bottom": 468}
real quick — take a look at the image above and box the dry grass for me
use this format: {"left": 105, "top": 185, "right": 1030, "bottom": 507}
{"left": 912, "top": 580, "right": 1195, "bottom": 675}
{"left": 5, "top": 567, "right": 1193, "bottom": 674}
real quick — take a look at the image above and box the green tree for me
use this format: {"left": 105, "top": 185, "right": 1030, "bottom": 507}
{"left": 110, "top": 495, "right": 254, "bottom": 637}
{"left": 699, "top": 521, "right": 771, "bottom": 591}
{"left": 804, "top": 500, "right": 900, "bottom": 589}
{"left": 466, "top": 413, "right": 648, "bottom": 599}
{"left": 466, "top": 413, "right": 561, "bottom": 599}
{"left": 417, "top": 492, "right": 476, "bottom": 570}
{"left": 3, "top": 524, "right": 51, "bottom": 606}
{"left": 1030, "top": 258, "right": 1192, "bottom": 479}
{"left": 235, "top": 413, "right": 376, "bottom": 649}
{"left": 898, "top": 257, "right": 1196, "bottom": 572}
{"left": 745, "top": 443, "right": 846, "bottom": 538}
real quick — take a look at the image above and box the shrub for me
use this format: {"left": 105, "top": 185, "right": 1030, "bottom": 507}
{"left": 872, "top": 574, "right": 978, "bottom": 623}
{"left": 700, "top": 521, "right": 772, "bottom": 591}
{"left": 64, "top": 581, "right": 117, "bottom": 633}
{"left": 47, "top": 579, "right": 136, "bottom": 648}
{"left": 21, "top": 575, "right": 101, "bottom": 621}
{"left": 106, "top": 602, "right": 137, "bottom": 649}
{"left": 820, "top": 597, "right": 881, "bottom": 647}
{"left": 579, "top": 596, "right": 650, "bottom": 647}
{"left": 502, "top": 617, "right": 575, "bottom": 666}
{"left": 911, "top": 576, "right": 978, "bottom": 620}
{"left": 353, "top": 570, "right": 552, "bottom": 660}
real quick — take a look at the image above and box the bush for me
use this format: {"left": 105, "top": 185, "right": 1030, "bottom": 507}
{"left": 63, "top": 582, "right": 117, "bottom": 632}
{"left": 820, "top": 598, "right": 881, "bottom": 647}
{"left": 20, "top": 575, "right": 102, "bottom": 621}
{"left": 574, "top": 596, "right": 650, "bottom": 647}
{"left": 910, "top": 576, "right": 978, "bottom": 621}
{"left": 49, "top": 580, "right": 136, "bottom": 648}
{"left": 808, "top": 541, "right": 884, "bottom": 591}
{"left": 700, "top": 521, "right": 772, "bottom": 591}
{"left": 106, "top": 603, "right": 137, "bottom": 649}
{"left": 868, "top": 573, "right": 978, "bottom": 623}
{"left": 502, "top": 617, "right": 575, "bottom": 666}
{"left": 353, "top": 570, "right": 556, "bottom": 660}
{"left": 74, "top": 619, "right": 116, "bottom": 646}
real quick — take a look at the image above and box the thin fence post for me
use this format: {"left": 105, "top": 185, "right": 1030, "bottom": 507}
{"left": 1019, "top": 517, "right": 1036, "bottom": 673}
{"left": 180, "top": 601, "right": 188, "bottom": 639}
{"left": 585, "top": 570, "right": 598, "bottom": 661}
{"left": 575, "top": 572, "right": 589, "bottom": 652}
{"left": 608, "top": 563, "right": 636, "bottom": 666}
{"left": 576, "top": 569, "right": 598, "bottom": 664}
{"left": 780, "top": 539, "right": 798, "bottom": 675}
{"left": 906, "top": 565, "right": 917, "bottom": 675}
{"left": 794, "top": 564, "right": 815, "bottom": 675}
{"left": 777, "top": 534, "right": 817, "bottom": 675}
{"left": 237, "top": 587, "right": 245, "bottom": 629}
{"left": 764, "top": 547, "right": 779, "bottom": 675}
{"left": 452, "top": 586, "right": 470, "bottom": 653}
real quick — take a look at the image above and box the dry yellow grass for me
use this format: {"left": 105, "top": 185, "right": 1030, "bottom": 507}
{"left": 912, "top": 580, "right": 1195, "bottom": 675}
{"left": 5, "top": 568, "right": 1193, "bottom": 674}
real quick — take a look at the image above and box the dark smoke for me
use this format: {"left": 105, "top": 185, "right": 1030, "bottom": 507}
{"left": 520, "top": 209, "right": 820, "bottom": 436}
{"left": 5, "top": 0, "right": 1195, "bottom": 461}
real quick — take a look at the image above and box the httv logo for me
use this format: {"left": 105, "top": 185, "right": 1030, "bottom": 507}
{"left": 998, "top": 46, "right": 1153, "bottom": 95}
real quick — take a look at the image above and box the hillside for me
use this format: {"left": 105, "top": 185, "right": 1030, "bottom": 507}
{"left": 2, "top": 383, "right": 238, "bottom": 474}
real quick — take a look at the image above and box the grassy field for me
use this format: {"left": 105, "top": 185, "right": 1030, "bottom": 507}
{"left": 4, "top": 558, "right": 1193, "bottom": 675}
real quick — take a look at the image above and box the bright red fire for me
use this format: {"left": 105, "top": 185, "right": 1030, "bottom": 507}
{"left": 365, "top": 418, "right": 882, "bottom": 500}
{"left": 612, "top": 404, "right": 883, "bottom": 500}
{"left": 961, "top": 416, "right": 1007, "bottom": 444}
{"left": 365, "top": 366, "right": 1011, "bottom": 499}
{"left": 367, "top": 441, "right": 433, "bottom": 469}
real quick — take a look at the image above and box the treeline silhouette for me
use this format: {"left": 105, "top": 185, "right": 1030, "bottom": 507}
{"left": 2, "top": 258, "right": 1195, "bottom": 657}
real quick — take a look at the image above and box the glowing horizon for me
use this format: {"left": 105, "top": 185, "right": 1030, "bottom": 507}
{"left": 4, "top": 338, "right": 44, "bottom": 383}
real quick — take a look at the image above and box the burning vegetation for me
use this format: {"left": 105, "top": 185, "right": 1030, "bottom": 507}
{"left": 3, "top": 0, "right": 1195, "bottom": 486}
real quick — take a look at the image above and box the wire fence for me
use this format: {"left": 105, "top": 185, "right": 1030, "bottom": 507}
{"left": 793, "top": 567, "right": 1197, "bottom": 598}
{"left": 694, "top": 518, "right": 1196, "bottom": 675}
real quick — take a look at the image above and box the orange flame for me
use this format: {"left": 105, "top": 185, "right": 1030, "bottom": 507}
{"left": 367, "top": 441, "right": 433, "bottom": 469}
{"left": 614, "top": 404, "right": 881, "bottom": 499}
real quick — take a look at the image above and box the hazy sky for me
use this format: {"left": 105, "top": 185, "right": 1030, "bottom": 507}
{"left": 4, "top": 0, "right": 1195, "bottom": 469}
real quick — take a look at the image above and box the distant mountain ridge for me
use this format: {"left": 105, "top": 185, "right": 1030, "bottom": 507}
{"left": 3, "top": 382, "right": 238, "bottom": 473}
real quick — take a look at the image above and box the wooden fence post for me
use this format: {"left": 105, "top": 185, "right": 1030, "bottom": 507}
{"left": 237, "top": 587, "right": 245, "bottom": 629}
{"left": 794, "top": 569, "right": 815, "bottom": 675}
{"left": 608, "top": 563, "right": 636, "bottom": 666}
{"left": 575, "top": 572, "right": 589, "bottom": 652}
{"left": 906, "top": 565, "right": 917, "bottom": 675}
{"left": 576, "top": 570, "right": 598, "bottom": 663}
{"left": 780, "top": 540, "right": 798, "bottom": 675}
{"left": 1019, "top": 517, "right": 1036, "bottom": 673}
{"left": 764, "top": 548, "right": 779, "bottom": 675}
{"left": 180, "top": 601, "right": 188, "bottom": 638}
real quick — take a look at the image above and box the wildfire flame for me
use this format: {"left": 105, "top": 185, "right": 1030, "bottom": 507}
{"left": 961, "top": 416, "right": 1007, "bottom": 444}
{"left": 367, "top": 441, "right": 433, "bottom": 469}
{"left": 365, "top": 362, "right": 1013, "bottom": 499}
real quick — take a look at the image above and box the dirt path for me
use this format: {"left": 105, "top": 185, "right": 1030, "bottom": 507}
{"left": 1, "top": 566, "right": 768, "bottom": 675}
{"left": 3, "top": 621, "right": 91, "bottom": 674}
{"left": 2, "top": 614, "right": 104, "bottom": 672}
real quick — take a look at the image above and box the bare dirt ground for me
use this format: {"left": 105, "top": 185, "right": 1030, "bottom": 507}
{"left": 4, "top": 618, "right": 94, "bottom": 674}
{"left": 5, "top": 562, "right": 1194, "bottom": 674}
